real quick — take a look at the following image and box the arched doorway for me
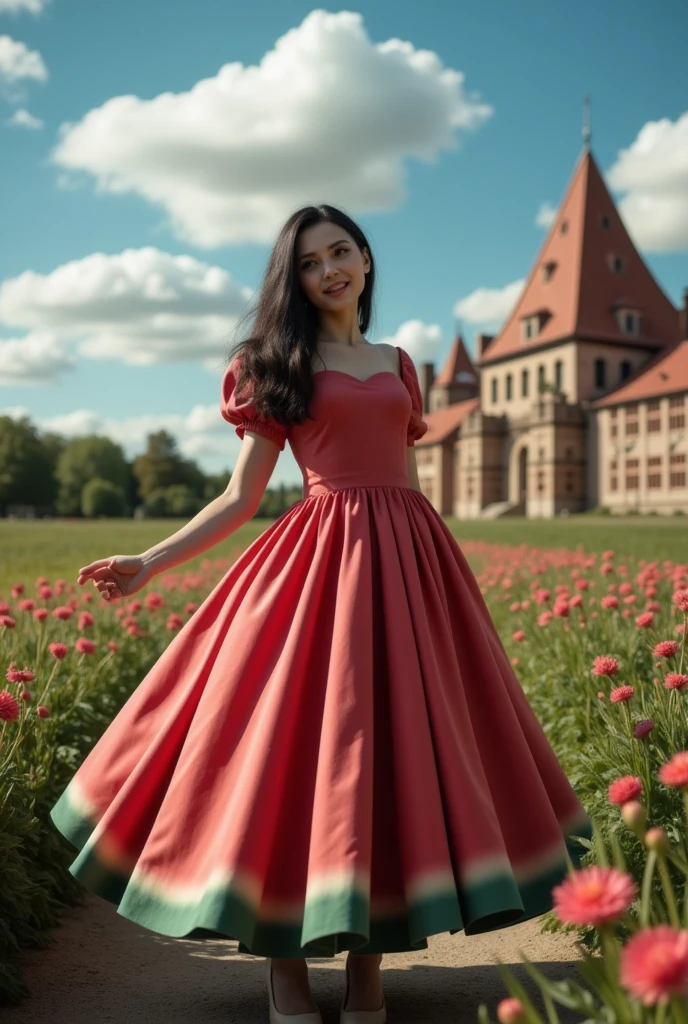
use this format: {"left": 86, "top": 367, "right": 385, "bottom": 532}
{"left": 518, "top": 447, "right": 528, "bottom": 508}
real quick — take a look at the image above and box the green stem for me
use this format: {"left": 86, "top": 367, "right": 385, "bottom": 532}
{"left": 640, "top": 850, "right": 657, "bottom": 928}
{"left": 657, "top": 855, "right": 681, "bottom": 927}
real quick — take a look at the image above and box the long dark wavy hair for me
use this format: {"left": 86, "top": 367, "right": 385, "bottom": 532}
{"left": 226, "top": 204, "right": 377, "bottom": 429}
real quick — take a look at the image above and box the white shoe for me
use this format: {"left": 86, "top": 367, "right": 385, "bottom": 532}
{"left": 340, "top": 958, "right": 387, "bottom": 1023}
{"left": 266, "top": 958, "right": 323, "bottom": 1023}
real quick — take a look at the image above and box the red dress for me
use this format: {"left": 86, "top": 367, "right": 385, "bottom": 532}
{"left": 50, "top": 345, "right": 592, "bottom": 957}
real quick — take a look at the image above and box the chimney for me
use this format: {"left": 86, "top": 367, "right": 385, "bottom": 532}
{"left": 681, "top": 286, "right": 688, "bottom": 340}
{"left": 420, "top": 363, "right": 434, "bottom": 414}
{"left": 476, "top": 333, "right": 495, "bottom": 358}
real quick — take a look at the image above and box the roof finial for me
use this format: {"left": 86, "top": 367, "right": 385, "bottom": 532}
{"left": 582, "top": 94, "right": 591, "bottom": 150}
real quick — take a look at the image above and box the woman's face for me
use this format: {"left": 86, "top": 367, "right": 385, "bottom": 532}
{"left": 296, "top": 221, "right": 370, "bottom": 313}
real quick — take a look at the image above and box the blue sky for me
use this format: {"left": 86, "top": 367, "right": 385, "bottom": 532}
{"left": 1, "top": 0, "right": 687, "bottom": 486}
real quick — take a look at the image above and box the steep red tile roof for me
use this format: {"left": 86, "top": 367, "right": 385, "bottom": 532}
{"left": 593, "top": 339, "right": 688, "bottom": 407}
{"left": 433, "top": 334, "right": 478, "bottom": 388}
{"left": 417, "top": 398, "right": 479, "bottom": 446}
{"left": 480, "top": 148, "right": 681, "bottom": 366}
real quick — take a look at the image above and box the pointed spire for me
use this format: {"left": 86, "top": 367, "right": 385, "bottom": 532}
{"left": 582, "top": 94, "right": 591, "bottom": 150}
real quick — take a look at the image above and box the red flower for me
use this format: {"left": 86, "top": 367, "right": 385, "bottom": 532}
{"left": 665, "top": 673, "right": 688, "bottom": 690}
{"left": 659, "top": 752, "right": 688, "bottom": 789}
{"left": 601, "top": 595, "right": 619, "bottom": 610}
{"left": 619, "top": 582, "right": 633, "bottom": 595}
{"left": 609, "top": 775, "right": 643, "bottom": 805}
{"left": 145, "top": 592, "right": 165, "bottom": 609}
{"left": 497, "top": 998, "right": 526, "bottom": 1024}
{"left": 512, "top": 630, "right": 526, "bottom": 642}
{"left": 0, "top": 615, "right": 16, "bottom": 629}
{"left": 535, "top": 588, "right": 551, "bottom": 604}
{"left": 593, "top": 656, "right": 619, "bottom": 677}
{"left": 610, "top": 685, "right": 635, "bottom": 703}
{"left": 600, "top": 562, "right": 614, "bottom": 576}
{"left": 48, "top": 642, "right": 68, "bottom": 659}
{"left": 78, "top": 611, "right": 95, "bottom": 630}
{"left": 633, "top": 719, "right": 655, "bottom": 739}
{"left": 673, "top": 589, "right": 688, "bottom": 613}
{"left": 167, "top": 614, "right": 184, "bottom": 632}
{"left": 635, "top": 611, "right": 653, "bottom": 628}
{"left": 33, "top": 608, "right": 48, "bottom": 621}
{"left": 52, "top": 605, "right": 73, "bottom": 620}
{"left": 36, "top": 705, "right": 50, "bottom": 718}
{"left": 509, "top": 601, "right": 520, "bottom": 612}
{"left": 553, "top": 865, "right": 637, "bottom": 926}
{"left": 654, "top": 640, "right": 679, "bottom": 659}
{"left": 537, "top": 611, "right": 552, "bottom": 627}
{"left": 18, "top": 598, "right": 35, "bottom": 611}
{"left": 602, "top": 550, "right": 615, "bottom": 561}
{"left": 75, "top": 637, "right": 96, "bottom": 654}
{"left": 0, "top": 690, "right": 21, "bottom": 721}
{"left": 620, "top": 926, "right": 688, "bottom": 1005}
{"left": 107, "top": 640, "right": 119, "bottom": 652}
{"left": 5, "top": 663, "right": 35, "bottom": 683}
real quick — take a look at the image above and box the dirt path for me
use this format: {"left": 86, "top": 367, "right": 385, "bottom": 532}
{"left": 4, "top": 894, "right": 587, "bottom": 1023}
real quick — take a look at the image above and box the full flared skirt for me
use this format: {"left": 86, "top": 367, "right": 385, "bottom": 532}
{"left": 50, "top": 485, "right": 592, "bottom": 957}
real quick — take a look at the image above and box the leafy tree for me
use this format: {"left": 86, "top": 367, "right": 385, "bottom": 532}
{"left": 0, "top": 415, "right": 56, "bottom": 514}
{"left": 81, "top": 478, "right": 127, "bottom": 518}
{"left": 55, "top": 436, "right": 130, "bottom": 517}
{"left": 133, "top": 431, "right": 206, "bottom": 501}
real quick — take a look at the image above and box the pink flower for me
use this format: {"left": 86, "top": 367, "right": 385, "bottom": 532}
{"left": 623, "top": 594, "right": 637, "bottom": 605}
{"left": 600, "top": 562, "right": 614, "bottom": 576}
{"left": 665, "top": 673, "right": 688, "bottom": 690}
{"left": 512, "top": 630, "right": 526, "bottom": 642}
{"left": 509, "top": 601, "right": 521, "bottom": 613}
{"left": 602, "top": 595, "right": 619, "bottom": 610}
{"left": 0, "top": 615, "right": 16, "bottom": 629}
{"left": 167, "top": 614, "right": 184, "bottom": 632}
{"left": 48, "top": 642, "right": 68, "bottom": 659}
{"left": 553, "top": 865, "right": 637, "bottom": 926}
{"left": 535, "top": 588, "right": 551, "bottom": 605}
{"left": 5, "top": 663, "right": 35, "bottom": 683}
{"left": 646, "top": 600, "right": 661, "bottom": 612}
{"left": 602, "top": 549, "right": 615, "bottom": 561}
{"left": 75, "top": 637, "right": 95, "bottom": 654}
{"left": 620, "top": 926, "right": 688, "bottom": 1005}
{"left": 537, "top": 611, "right": 553, "bottom": 627}
{"left": 107, "top": 640, "right": 119, "bottom": 652}
{"left": 609, "top": 775, "right": 643, "bottom": 805}
{"left": 593, "top": 656, "right": 619, "bottom": 677}
{"left": 654, "top": 640, "right": 679, "bottom": 659}
{"left": 619, "top": 582, "right": 633, "bottom": 595}
{"left": 610, "top": 685, "right": 635, "bottom": 703}
{"left": 673, "top": 589, "right": 688, "bottom": 613}
{"left": 575, "top": 579, "right": 590, "bottom": 591}
{"left": 36, "top": 705, "right": 50, "bottom": 718}
{"left": 570, "top": 595, "right": 583, "bottom": 608}
{"left": 497, "top": 998, "right": 526, "bottom": 1024}
{"left": 0, "top": 690, "right": 21, "bottom": 721}
{"left": 51, "top": 605, "right": 73, "bottom": 620}
{"left": 633, "top": 719, "right": 655, "bottom": 739}
{"left": 553, "top": 600, "right": 570, "bottom": 618}
{"left": 659, "top": 753, "right": 688, "bottom": 789}
{"left": 635, "top": 611, "right": 653, "bottom": 628}
{"left": 145, "top": 592, "right": 165, "bottom": 609}
{"left": 78, "top": 611, "right": 94, "bottom": 630}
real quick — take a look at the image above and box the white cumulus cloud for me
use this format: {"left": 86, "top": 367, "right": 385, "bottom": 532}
{"left": 7, "top": 106, "right": 43, "bottom": 128}
{"left": 49, "top": 9, "right": 493, "bottom": 248}
{"left": 0, "top": 34, "right": 47, "bottom": 84}
{"left": 0, "top": 247, "right": 254, "bottom": 376}
{"left": 606, "top": 111, "right": 688, "bottom": 252}
{"left": 535, "top": 201, "right": 556, "bottom": 229}
{"left": 453, "top": 279, "right": 525, "bottom": 325}
{"left": 378, "top": 319, "right": 443, "bottom": 366}
{"left": 0, "top": 0, "right": 51, "bottom": 12}
{"left": 0, "top": 332, "right": 74, "bottom": 385}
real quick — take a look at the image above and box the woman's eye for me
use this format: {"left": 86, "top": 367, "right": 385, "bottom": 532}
{"left": 301, "top": 247, "right": 348, "bottom": 269}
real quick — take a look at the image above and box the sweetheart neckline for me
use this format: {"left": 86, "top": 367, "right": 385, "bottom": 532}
{"left": 312, "top": 369, "right": 402, "bottom": 385}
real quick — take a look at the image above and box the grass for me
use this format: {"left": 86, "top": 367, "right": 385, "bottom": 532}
{"left": 1, "top": 513, "right": 685, "bottom": 595}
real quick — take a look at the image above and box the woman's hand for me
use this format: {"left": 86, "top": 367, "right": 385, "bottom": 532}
{"left": 77, "top": 555, "right": 154, "bottom": 602}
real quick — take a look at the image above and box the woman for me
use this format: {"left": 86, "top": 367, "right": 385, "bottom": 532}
{"left": 50, "top": 204, "right": 592, "bottom": 1024}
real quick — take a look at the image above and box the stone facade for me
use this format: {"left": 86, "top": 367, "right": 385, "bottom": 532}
{"left": 414, "top": 146, "right": 688, "bottom": 518}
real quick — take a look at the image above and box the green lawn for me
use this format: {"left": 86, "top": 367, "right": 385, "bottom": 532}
{"left": 1, "top": 513, "right": 686, "bottom": 595}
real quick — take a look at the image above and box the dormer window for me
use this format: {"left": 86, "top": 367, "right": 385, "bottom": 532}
{"left": 608, "top": 253, "right": 625, "bottom": 274}
{"left": 542, "top": 260, "right": 557, "bottom": 282}
{"left": 614, "top": 304, "right": 643, "bottom": 337}
{"left": 521, "top": 309, "right": 550, "bottom": 341}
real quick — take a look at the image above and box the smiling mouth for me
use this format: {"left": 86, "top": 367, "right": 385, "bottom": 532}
{"left": 324, "top": 282, "right": 349, "bottom": 295}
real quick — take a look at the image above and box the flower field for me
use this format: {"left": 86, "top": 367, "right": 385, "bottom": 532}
{"left": 1, "top": 516, "right": 687, "bottom": 1015}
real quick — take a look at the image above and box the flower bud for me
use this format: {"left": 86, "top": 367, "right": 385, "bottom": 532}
{"left": 497, "top": 998, "right": 526, "bottom": 1024}
{"left": 621, "top": 800, "right": 646, "bottom": 833}
{"left": 644, "top": 827, "right": 670, "bottom": 855}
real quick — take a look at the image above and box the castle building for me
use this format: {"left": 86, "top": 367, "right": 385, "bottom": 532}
{"left": 415, "top": 141, "right": 688, "bottom": 518}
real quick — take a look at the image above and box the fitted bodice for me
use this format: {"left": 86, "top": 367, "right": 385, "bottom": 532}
{"left": 289, "top": 371, "right": 414, "bottom": 498}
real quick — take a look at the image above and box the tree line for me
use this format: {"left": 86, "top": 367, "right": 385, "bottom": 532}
{"left": 0, "top": 415, "right": 301, "bottom": 519}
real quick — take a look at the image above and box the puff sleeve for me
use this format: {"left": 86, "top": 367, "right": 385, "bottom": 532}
{"left": 399, "top": 348, "right": 429, "bottom": 445}
{"left": 220, "top": 359, "right": 288, "bottom": 451}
